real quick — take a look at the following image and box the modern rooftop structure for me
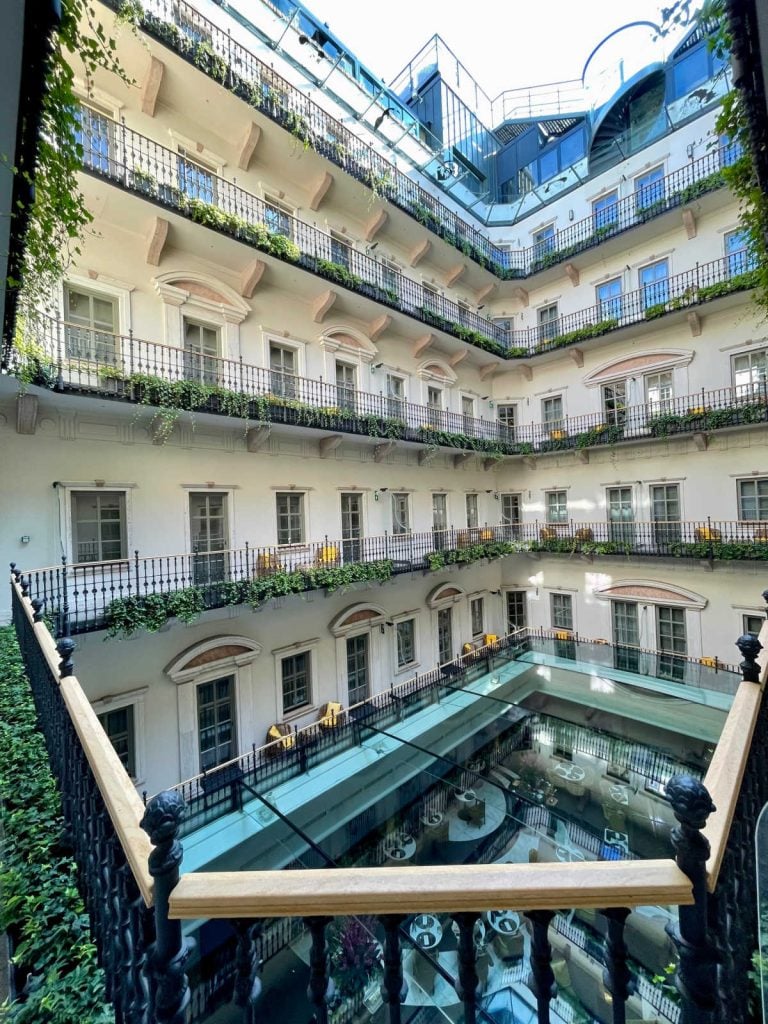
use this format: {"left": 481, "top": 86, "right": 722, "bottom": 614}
{"left": 3, "top": 0, "right": 768, "bottom": 1020}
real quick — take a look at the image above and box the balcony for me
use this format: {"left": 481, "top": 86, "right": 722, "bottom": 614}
{"left": 16, "top": 517, "right": 768, "bottom": 641}
{"left": 16, "top": 315, "right": 768, "bottom": 459}
{"left": 74, "top": 110, "right": 509, "bottom": 357}
{"left": 97, "top": 0, "right": 736, "bottom": 280}
{"left": 506, "top": 381, "right": 768, "bottom": 454}
{"left": 9, "top": 577, "right": 767, "bottom": 1024}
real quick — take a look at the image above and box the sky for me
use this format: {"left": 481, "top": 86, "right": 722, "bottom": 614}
{"left": 297, "top": 0, "right": 698, "bottom": 98}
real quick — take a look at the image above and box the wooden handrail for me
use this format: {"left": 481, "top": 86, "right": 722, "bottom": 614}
{"left": 13, "top": 583, "right": 154, "bottom": 905}
{"left": 168, "top": 860, "right": 693, "bottom": 919}
{"left": 703, "top": 619, "right": 768, "bottom": 890}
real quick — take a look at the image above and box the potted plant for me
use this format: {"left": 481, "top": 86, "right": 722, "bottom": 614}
{"left": 328, "top": 916, "right": 382, "bottom": 1002}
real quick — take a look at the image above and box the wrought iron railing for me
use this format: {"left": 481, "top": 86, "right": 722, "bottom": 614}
{"left": 75, "top": 107, "right": 508, "bottom": 355}
{"left": 9, "top": 578, "right": 768, "bottom": 1024}
{"left": 99, "top": 0, "right": 734, "bottom": 278}
{"left": 14, "top": 518, "right": 768, "bottom": 639}
{"left": 18, "top": 315, "right": 768, "bottom": 457}
{"left": 70, "top": 109, "right": 754, "bottom": 362}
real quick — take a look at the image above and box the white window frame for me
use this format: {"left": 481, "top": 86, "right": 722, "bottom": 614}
{"left": 91, "top": 686, "right": 148, "bottom": 785}
{"left": 550, "top": 592, "right": 574, "bottom": 632}
{"left": 545, "top": 490, "right": 568, "bottom": 524}
{"left": 737, "top": 478, "right": 768, "bottom": 521}
{"left": 391, "top": 492, "right": 411, "bottom": 535}
{"left": 280, "top": 648, "right": 313, "bottom": 716}
{"left": 394, "top": 616, "right": 418, "bottom": 671}
{"left": 58, "top": 484, "right": 135, "bottom": 565}
{"left": 276, "top": 491, "right": 306, "bottom": 545}
{"left": 470, "top": 596, "right": 485, "bottom": 638}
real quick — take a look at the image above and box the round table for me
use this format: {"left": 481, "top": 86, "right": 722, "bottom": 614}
{"left": 486, "top": 910, "right": 521, "bottom": 935}
{"left": 609, "top": 784, "right": 629, "bottom": 805}
{"left": 385, "top": 834, "right": 416, "bottom": 862}
{"left": 553, "top": 762, "right": 585, "bottom": 782}
{"left": 421, "top": 811, "right": 445, "bottom": 828}
{"left": 410, "top": 914, "right": 442, "bottom": 949}
{"left": 455, "top": 789, "right": 477, "bottom": 805}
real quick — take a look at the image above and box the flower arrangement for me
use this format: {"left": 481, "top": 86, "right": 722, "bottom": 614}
{"left": 328, "top": 916, "right": 382, "bottom": 998}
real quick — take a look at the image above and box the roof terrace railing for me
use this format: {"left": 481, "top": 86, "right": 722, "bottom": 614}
{"left": 97, "top": 0, "right": 733, "bottom": 280}
{"left": 16, "top": 519, "right": 768, "bottom": 639}
{"left": 9, "top": 577, "right": 768, "bottom": 1024}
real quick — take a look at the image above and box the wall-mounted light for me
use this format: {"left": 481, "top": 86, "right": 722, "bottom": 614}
{"left": 493, "top": 492, "right": 500, "bottom": 500}
{"left": 481, "top": 395, "right": 489, "bottom": 400}
{"left": 371, "top": 362, "right": 384, "bottom": 373}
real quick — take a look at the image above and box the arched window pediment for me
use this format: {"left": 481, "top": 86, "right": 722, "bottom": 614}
{"left": 584, "top": 349, "right": 693, "bottom": 387}
{"left": 153, "top": 271, "right": 250, "bottom": 322}
{"left": 427, "top": 583, "right": 465, "bottom": 608}
{"left": 330, "top": 603, "right": 388, "bottom": 636}
{"left": 593, "top": 580, "right": 706, "bottom": 610}
{"left": 165, "top": 635, "right": 262, "bottom": 683}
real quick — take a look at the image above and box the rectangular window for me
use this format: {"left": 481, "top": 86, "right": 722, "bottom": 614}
{"left": 602, "top": 381, "right": 626, "bottom": 426}
{"left": 381, "top": 259, "right": 399, "bottom": 294}
{"left": 335, "top": 361, "right": 356, "bottom": 412}
{"left": 72, "top": 491, "right": 126, "bottom": 563}
{"left": 183, "top": 318, "right": 220, "bottom": 384}
{"left": 550, "top": 593, "right": 573, "bottom": 631}
{"left": 465, "top": 493, "right": 479, "bottom": 529}
{"left": 346, "top": 634, "right": 369, "bottom": 705}
{"left": 725, "top": 229, "right": 755, "bottom": 277}
{"left": 422, "top": 283, "right": 441, "bottom": 313}
{"left": 470, "top": 597, "right": 485, "bottom": 638}
{"left": 501, "top": 493, "right": 521, "bottom": 538}
{"left": 546, "top": 490, "right": 568, "bottom": 524}
{"left": 330, "top": 231, "right": 351, "bottom": 268}
{"left": 596, "top": 277, "right": 623, "bottom": 320}
{"left": 657, "top": 606, "right": 687, "bottom": 655}
{"left": 719, "top": 134, "right": 743, "bottom": 168}
{"left": 533, "top": 224, "right": 556, "bottom": 258}
{"left": 98, "top": 706, "right": 136, "bottom": 777}
{"left": 264, "top": 196, "right": 293, "bottom": 238}
{"left": 744, "top": 614, "right": 764, "bottom": 637}
{"left": 75, "top": 104, "right": 113, "bottom": 174}
{"left": 282, "top": 652, "right": 311, "bottom": 713}
{"left": 178, "top": 150, "right": 216, "bottom": 203}
{"left": 497, "top": 404, "right": 517, "bottom": 438}
{"left": 189, "top": 492, "right": 229, "bottom": 583}
{"left": 732, "top": 350, "right": 767, "bottom": 398}
{"left": 646, "top": 370, "right": 674, "bottom": 412}
{"left": 197, "top": 676, "right": 236, "bottom": 771}
{"left": 461, "top": 395, "right": 475, "bottom": 419}
{"left": 427, "top": 386, "right": 442, "bottom": 410}
{"left": 542, "top": 395, "right": 564, "bottom": 430}
{"left": 269, "top": 342, "right": 297, "bottom": 398}
{"left": 738, "top": 479, "right": 768, "bottom": 521}
{"left": 63, "top": 285, "right": 118, "bottom": 364}
{"left": 612, "top": 601, "right": 639, "bottom": 647}
{"left": 651, "top": 483, "right": 681, "bottom": 545}
{"left": 639, "top": 259, "right": 670, "bottom": 309}
{"left": 592, "top": 191, "right": 619, "bottom": 231}
{"left": 437, "top": 606, "right": 453, "bottom": 665}
{"left": 396, "top": 619, "right": 416, "bottom": 668}
{"left": 506, "top": 591, "right": 527, "bottom": 633}
{"left": 607, "top": 486, "right": 634, "bottom": 544}
{"left": 537, "top": 303, "right": 559, "bottom": 342}
{"left": 635, "top": 165, "right": 665, "bottom": 211}
{"left": 340, "top": 492, "right": 363, "bottom": 561}
{"left": 386, "top": 373, "right": 405, "bottom": 418}
{"left": 392, "top": 492, "right": 410, "bottom": 535}
{"left": 276, "top": 492, "right": 305, "bottom": 545}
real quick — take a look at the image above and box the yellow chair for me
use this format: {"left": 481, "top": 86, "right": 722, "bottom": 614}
{"left": 266, "top": 722, "right": 295, "bottom": 750}
{"left": 539, "top": 526, "right": 559, "bottom": 541}
{"left": 484, "top": 634, "right": 498, "bottom": 646}
{"left": 315, "top": 544, "right": 340, "bottom": 566}
{"left": 700, "top": 656, "right": 717, "bottom": 668}
{"left": 694, "top": 527, "right": 721, "bottom": 543}
{"left": 256, "top": 551, "right": 281, "bottom": 575}
{"left": 318, "top": 701, "right": 342, "bottom": 727}
{"left": 479, "top": 528, "right": 494, "bottom": 542}
{"left": 574, "top": 527, "right": 594, "bottom": 541}
{"left": 555, "top": 630, "right": 571, "bottom": 641}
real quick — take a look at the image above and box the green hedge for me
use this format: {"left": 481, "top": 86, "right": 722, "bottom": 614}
{"left": 0, "top": 626, "right": 111, "bottom": 1023}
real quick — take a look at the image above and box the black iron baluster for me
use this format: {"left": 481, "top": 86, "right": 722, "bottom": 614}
{"left": 379, "top": 914, "right": 406, "bottom": 1024}
{"left": 304, "top": 916, "right": 333, "bottom": 1024}
{"left": 232, "top": 919, "right": 262, "bottom": 1023}
{"left": 525, "top": 909, "right": 556, "bottom": 1024}
{"left": 665, "top": 775, "right": 717, "bottom": 1024}
{"left": 141, "top": 790, "right": 191, "bottom": 1024}
{"left": 600, "top": 907, "right": 633, "bottom": 1024}
{"left": 454, "top": 911, "right": 481, "bottom": 1024}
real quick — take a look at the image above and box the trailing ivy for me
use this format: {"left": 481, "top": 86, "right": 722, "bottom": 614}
{"left": 105, "top": 560, "right": 396, "bottom": 637}
{"left": 0, "top": 626, "right": 111, "bottom": 1023}
{"left": 534, "top": 318, "right": 619, "bottom": 353}
{"left": 9, "top": 0, "right": 133, "bottom": 333}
